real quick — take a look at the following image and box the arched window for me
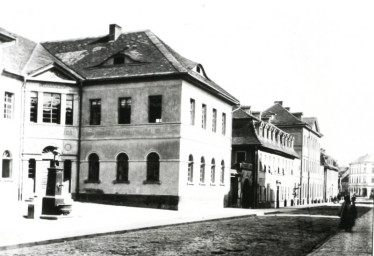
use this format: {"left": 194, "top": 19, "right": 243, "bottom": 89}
{"left": 147, "top": 153, "right": 160, "bottom": 182}
{"left": 2, "top": 151, "right": 12, "bottom": 178}
{"left": 200, "top": 157, "right": 205, "bottom": 183}
{"left": 220, "top": 160, "right": 225, "bottom": 184}
{"left": 88, "top": 153, "right": 100, "bottom": 182}
{"left": 188, "top": 155, "right": 193, "bottom": 183}
{"left": 211, "top": 158, "right": 215, "bottom": 184}
{"left": 117, "top": 153, "right": 129, "bottom": 182}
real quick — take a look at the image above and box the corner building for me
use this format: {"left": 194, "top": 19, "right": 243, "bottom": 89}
{"left": 42, "top": 25, "right": 239, "bottom": 210}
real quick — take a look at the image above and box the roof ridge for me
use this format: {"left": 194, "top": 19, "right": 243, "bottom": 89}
{"left": 144, "top": 30, "right": 186, "bottom": 73}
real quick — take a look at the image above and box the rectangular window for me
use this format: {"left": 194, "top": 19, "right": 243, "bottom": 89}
{"left": 212, "top": 109, "right": 217, "bottom": 132}
{"left": 43, "top": 93, "right": 61, "bottom": 124}
{"left": 65, "top": 94, "right": 74, "bottom": 125}
{"left": 222, "top": 113, "right": 226, "bottom": 135}
{"left": 4, "top": 92, "right": 14, "bottom": 119}
{"left": 30, "top": 92, "right": 38, "bottom": 122}
{"left": 118, "top": 97, "right": 131, "bottom": 124}
{"left": 190, "top": 99, "right": 195, "bottom": 125}
{"left": 202, "top": 104, "right": 207, "bottom": 129}
{"left": 149, "top": 95, "right": 162, "bottom": 123}
{"left": 90, "top": 99, "right": 101, "bottom": 125}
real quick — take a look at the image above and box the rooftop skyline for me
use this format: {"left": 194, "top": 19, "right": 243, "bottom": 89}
{"left": 1, "top": 0, "right": 373, "bottom": 165}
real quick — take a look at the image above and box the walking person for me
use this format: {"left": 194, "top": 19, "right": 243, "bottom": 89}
{"left": 347, "top": 196, "right": 358, "bottom": 231}
{"left": 338, "top": 195, "right": 351, "bottom": 231}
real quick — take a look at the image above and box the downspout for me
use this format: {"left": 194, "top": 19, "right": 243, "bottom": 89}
{"left": 18, "top": 76, "right": 27, "bottom": 201}
{"left": 75, "top": 80, "right": 83, "bottom": 200}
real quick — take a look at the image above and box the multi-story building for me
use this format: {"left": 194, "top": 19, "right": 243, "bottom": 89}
{"left": 349, "top": 153, "right": 374, "bottom": 198}
{"left": 320, "top": 149, "right": 339, "bottom": 202}
{"left": 0, "top": 25, "right": 239, "bottom": 210}
{"left": 262, "top": 101, "right": 323, "bottom": 204}
{"left": 230, "top": 107, "right": 300, "bottom": 208}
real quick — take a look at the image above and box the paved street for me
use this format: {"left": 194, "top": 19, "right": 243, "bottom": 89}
{"left": 2, "top": 204, "right": 372, "bottom": 256}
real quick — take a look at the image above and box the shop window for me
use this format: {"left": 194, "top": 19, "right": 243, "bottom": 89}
{"left": 118, "top": 97, "right": 131, "bottom": 124}
{"left": 149, "top": 96, "right": 162, "bottom": 123}
{"left": 43, "top": 93, "right": 61, "bottom": 124}
{"left": 90, "top": 99, "right": 101, "bottom": 125}
{"left": 116, "top": 153, "right": 129, "bottom": 182}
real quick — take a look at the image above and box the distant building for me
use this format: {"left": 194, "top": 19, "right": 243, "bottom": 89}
{"left": 262, "top": 101, "right": 323, "bottom": 204}
{"left": 338, "top": 166, "right": 349, "bottom": 196}
{"left": 320, "top": 149, "right": 339, "bottom": 202}
{"left": 349, "top": 154, "right": 374, "bottom": 198}
{"left": 230, "top": 107, "right": 300, "bottom": 208}
{"left": 0, "top": 25, "right": 239, "bottom": 210}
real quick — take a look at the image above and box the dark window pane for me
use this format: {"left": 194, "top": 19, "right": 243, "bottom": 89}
{"left": 117, "top": 153, "right": 129, "bottom": 181}
{"left": 118, "top": 98, "right": 131, "bottom": 124}
{"left": 147, "top": 153, "right": 160, "bottom": 181}
{"left": 149, "top": 96, "right": 162, "bottom": 123}
{"left": 30, "top": 92, "right": 38, "bottom": 122}
{"left": 65, "top": 95, "right": 73, "bottom": 125}
{"left": 90, "top": 99, "right": 101, "bottom": 125}
{"left": 88, "top": 154, "right": 100, "bottom": 181}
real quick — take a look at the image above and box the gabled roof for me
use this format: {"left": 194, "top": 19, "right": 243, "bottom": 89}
{"left": 262, "top": 103, "right": 322, "bottom": 137}
{"left": 0, "top": 27, "right": 37, "bottom": 74}
{"left": 232, "top": 109, "right": 299, "bottom": 159}
{"left": 42, "top": 29, "right": 239, "bottom": 104}
{"left": 320, "top": 152, "right": 339, "bottom": 171}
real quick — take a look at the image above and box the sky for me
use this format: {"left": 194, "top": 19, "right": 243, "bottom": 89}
{"left": 1, "top": 0, "right": 373, "bottom": 166}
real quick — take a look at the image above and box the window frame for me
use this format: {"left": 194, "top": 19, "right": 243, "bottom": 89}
{"left": 90, "top": 99, "right": 101, "bottom": 125}
{"left": 3, "top": 92, "right": 14, "bottom": 119}
{"left": 212, "top": 108, "right": 217, "bottom": 132}
{"left": 145, "top": 152, "right": 160, "bottom": 183}
{"left": 65, "top": 94, "right": 74, "bottom": 125}
{"left": 190, "top": 99, "right": 195, "bottom": 125}
{"left": 86, "top": 153, "right": 100, "bottom": 183}
{"left": 222, "top": 112, "right": 226, "bottom": 135}
{"left": 1, "top": 150, "right": 12, "bottom": 179}
{"left": 30, "top": 91, "right": 38, "bottom": 123}
{"left": 116, "top": 153, "right": 129, "bottom": 183}
{"left": 188, "top": 155, "right": 194, "bottom": 183}
{"left": 42, "top": 93, "right": 61, "bottom": 124}
{"left": 202, "top": 104, "right": 207, "bottom": 129}
{"left": 200, "top": 157, "right": 205, "bottom": 184}
{"left": 211, "top": 158, "right": 216, "bottom": 184}
{"left": 118, "top": 97, "right": 132, "bottom": 124}
{"left": 149, "top": 95, "right": 162, "bottom": 123}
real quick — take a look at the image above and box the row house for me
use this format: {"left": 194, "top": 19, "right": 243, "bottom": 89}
{"left": 262, "top": 101, "right": 324, "bottom": 205}
{"left": 320, "top": 149, "right": 339, "bottom": 202}
{"left": 230, "top": 107, "right": 300, "bottom": 208}
{"left": 0, "top": 25, "right": 239, "bottom": 210}
{"left": 349, "top": 153, "right": 374, "bottom": 198}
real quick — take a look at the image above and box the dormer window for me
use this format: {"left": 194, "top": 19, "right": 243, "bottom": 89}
{"left": 113, "top": 54, "right": 125, "bottom": 65}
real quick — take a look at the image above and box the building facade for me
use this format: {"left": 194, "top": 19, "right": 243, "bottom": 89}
{"left": 230, "top": 107, "right": 300, "bottom": 209}
{"left": 0, "top": 25, "right": 239, "bottom": 210}
{"left": 262, "top": 101, "right": 323, "bottom": 205}
{"left": 349, "top": 154, "right": 374, "bottom": 198}
{"left": 320, "top": 149, "right": 339, "bottom": 202}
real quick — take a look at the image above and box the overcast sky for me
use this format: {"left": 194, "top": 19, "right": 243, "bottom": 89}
{"left": 1, "top": 0, "right": 373, "bottom": 166}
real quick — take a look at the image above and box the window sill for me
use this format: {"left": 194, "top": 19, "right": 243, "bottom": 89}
{"left": 210, "top": 183, "right": 216, "bottom": 186}
{"left": 0, "top": 178, "right": 14, "bottom": 182}
{"left": 187, "top": 182, "right": 194, "bottom": 185}
{"left": 143, "top": 180, "right": 161, "bottom": 185}
{"left": 84, "top": 179, "right": 101, "bottom": 184}
{"left": 112, "top": 180, "right": 130, "bottom": 184}
{"left": 199, "top": 183, "right": 206, "bottom": 186}
{"left": 220, "top": 183, "right": 225, "bottom": 186}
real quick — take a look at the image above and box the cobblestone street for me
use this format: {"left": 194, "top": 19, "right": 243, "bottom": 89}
{"left": 3, "top": 205, "right": 372, "bottom": 256}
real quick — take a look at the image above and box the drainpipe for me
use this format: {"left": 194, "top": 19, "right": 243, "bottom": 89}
{"left": 18, "top": 76, "right": 27, "bottom": 201}
{"left": 75, "top": 80, "right": 83, "bottom": 200}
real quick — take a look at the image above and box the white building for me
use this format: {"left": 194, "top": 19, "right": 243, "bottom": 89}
{"left": 349, "top": 153, "right": 374, "bottom": 198}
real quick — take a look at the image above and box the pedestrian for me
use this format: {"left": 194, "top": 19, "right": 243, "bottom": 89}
{"left": 338, "top": 195, "right": 351, "bottom": 231}
{"left": 347, "top": 196, "right": 358, "bottom": 231}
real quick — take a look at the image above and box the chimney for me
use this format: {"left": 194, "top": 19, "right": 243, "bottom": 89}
{"left": 109, "top": 24, "right": 122, "bottom": 41}
{"left": 241, "top": 105, "right": 251, "bottom": 115}
{"left": 292, "top": 112, "right": 303, "bottom": 119}
{"left": 285, "top": 107, "right": 290, "bottom": 111}
{"left": 274, "top": 101, "right": 283, "bottom": 106}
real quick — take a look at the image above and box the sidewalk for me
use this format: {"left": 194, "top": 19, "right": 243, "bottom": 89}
{"left": 0, "top": 201, "right": 288, "bottom": 250}
{"left": 308, "top": 207, "right": 374, "bottom": 256}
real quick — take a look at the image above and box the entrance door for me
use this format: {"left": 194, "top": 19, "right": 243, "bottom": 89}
{"left": 230, "top": 176, "right": 238, "bottom": 207}
{"left": 242, "top": 179, "right": 251, "bottom": 208}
